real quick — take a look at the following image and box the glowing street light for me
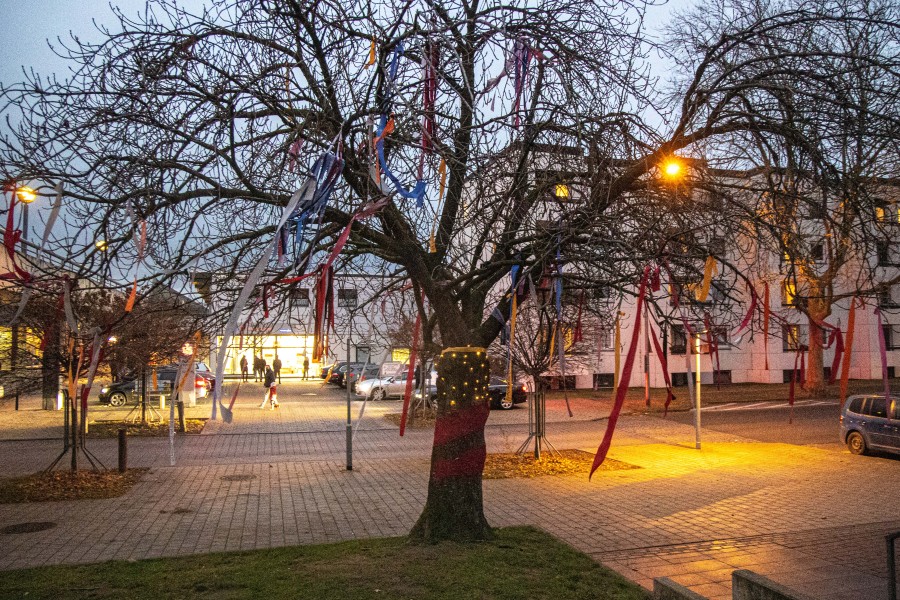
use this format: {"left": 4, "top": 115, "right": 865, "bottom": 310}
{"left": 95, "top": 239, "right": 108, "bottom": 252}
{"left": 662, "top": 159, "right": 684, "bottom": 179}
{"left": 15, "top": 186, "right": 36, "bottom": 204}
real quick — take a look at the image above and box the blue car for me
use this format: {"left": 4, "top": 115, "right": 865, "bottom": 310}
{"left": 840, "top": 394, "right": 900, "bottom": 456}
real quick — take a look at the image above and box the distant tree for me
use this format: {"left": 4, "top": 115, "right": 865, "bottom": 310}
{"left": 667, "top": 0, "right": 900, "bottom": 393}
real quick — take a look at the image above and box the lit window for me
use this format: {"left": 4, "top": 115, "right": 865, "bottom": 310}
{"left": 782, "top": 324, "right": 808, "bottom": 352}
{"left": 555, "top": 184, "right": 570, "bottom": 199}
{"left": 782, "top": 280, "right": 798, "bottom": 306}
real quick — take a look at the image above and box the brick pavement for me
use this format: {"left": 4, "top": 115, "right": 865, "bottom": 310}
{"left": 0, "top": 380, "right": 898, "bottom": 600}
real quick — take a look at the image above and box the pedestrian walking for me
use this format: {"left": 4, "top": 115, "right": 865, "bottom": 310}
{"left": 239, "top": 355, "right": 249, "bottom": 382}
{"left": 254, "top": 355, "right": 264, "bottom": 382}
{"left": 272, "top": 355, "right": 282, "bottom": 384}
{"left": 259, "top": 365, "right": 279, "bottom": 409}
{"left": 302, "top": 355, "right": 310, "bottom": 380}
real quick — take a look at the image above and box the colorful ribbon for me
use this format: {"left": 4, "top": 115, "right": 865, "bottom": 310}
{"left": 839, "top": 297, "right": 858, "bottom": 405}
{"left": 590, "top": 266, "right": 651, "bottom": 478}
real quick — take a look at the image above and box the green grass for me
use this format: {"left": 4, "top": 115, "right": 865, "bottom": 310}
{"left": 0, "top": 527, "right": 649, "bottom": 600}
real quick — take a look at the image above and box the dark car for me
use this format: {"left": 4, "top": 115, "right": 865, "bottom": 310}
{"left": 415, "top": 376, "right": 527, "bottom": 410}
{"left": 487, "top": 376, "right": 527, "bottom": 410}
{"left": 840, "top": 394, "right": 900, "bottom": 456}
{"left": 98, "top": 379, "right": 142, "bottom": 407}
{"left": 345, "top": 364, "right": 382, "bottom": 391}
{"left": 98, "top": 363, "right": 213, "bottom": 406}
{"left": 329, "top": 362, "right": 365, "bottom": 387}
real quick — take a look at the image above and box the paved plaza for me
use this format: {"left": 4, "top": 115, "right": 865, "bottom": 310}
{"left": 0, "top": 380, "right": 898, "bottom": 600}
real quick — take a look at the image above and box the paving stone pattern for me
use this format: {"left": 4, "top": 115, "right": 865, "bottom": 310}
{"left": 0, "top": 381, "right": 897, "bottom": 600}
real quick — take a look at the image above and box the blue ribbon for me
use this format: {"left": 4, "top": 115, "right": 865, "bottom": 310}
{"left": 289, "top": 152, "right": 345, "bottom": 270}
{"left": 375, "top": 42, "right": 427, "bottom": 207}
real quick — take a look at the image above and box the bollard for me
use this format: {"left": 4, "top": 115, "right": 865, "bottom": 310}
{"left": 176, "top": 400, "right": 186, "bottom": 433}
{"left": 118, "top": 428, "right": 127, "bottom": 473}
{"left": 15, "top": 392, "right": 19, "bottom": 411}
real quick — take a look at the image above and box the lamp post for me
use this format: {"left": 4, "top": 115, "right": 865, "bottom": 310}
{"left": 15, "top": 186, "right": 36, "bottom": 253}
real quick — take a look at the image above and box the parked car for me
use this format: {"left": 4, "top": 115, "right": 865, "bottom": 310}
{"left": 324, "top": 361, "right": 351, "bottom": 384}
{"left": 344, "top": 364, "right": 382, "bottom": 390}
{"left": 356, "top": 371, "right": 415, "bottom": 401}
{"left": 840, "top": 394, "right": 900, "bottom": 456}
{"left": 329, "top": 362, "right": 363, "bottom": 387}
{"left": 98, "top": 363, "right": 212, "bottom": 406}
{"left": 413, "top": 375, "right": 527, "bottom": 410}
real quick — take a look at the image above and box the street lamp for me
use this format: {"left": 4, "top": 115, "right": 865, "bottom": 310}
{"left": 661, "top": 158, "right": 685, "bottom": 180}
{"left": 95, "top": 239, "right": 108, "bottom": 252}
{"left": 15, "top": 186, "right": 36, "bottom": 204}
{"left": 15, "top": 186, "right": 37, "bottom": 251}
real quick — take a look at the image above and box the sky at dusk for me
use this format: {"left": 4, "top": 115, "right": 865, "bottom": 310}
{"left": 0, "top": 0, "right": 687, "bottom": 87}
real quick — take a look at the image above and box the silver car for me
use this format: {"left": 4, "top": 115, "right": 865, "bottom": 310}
{"left": 355, "top": 371, "right": 415, "bottom": 401}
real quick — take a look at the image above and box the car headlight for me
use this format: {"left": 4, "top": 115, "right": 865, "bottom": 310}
{"left": 101, "top": 387, "right": 109, "bottom": 394}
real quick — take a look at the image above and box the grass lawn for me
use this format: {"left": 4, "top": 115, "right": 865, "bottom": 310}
{"left": 0, "top": 527, "right": 649, "bottom": 600}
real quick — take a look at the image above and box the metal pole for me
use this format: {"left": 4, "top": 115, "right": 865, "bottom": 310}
{"left": 887, "top": 531, "right": 898, "bottom": 600}
{"left": 346, "top": 316, "right": 353, "bottom": 471}
{"left": 169, "top": 392, "right": 176, "bottom": 466}
{"left": 118, "top": 428, "right": 127, "bottom": 473}
{"left": 694, "top": 333, "right": 702, "bottom": 450}
{"left": 644, "top": 300, "right": 650, "bottom": 406}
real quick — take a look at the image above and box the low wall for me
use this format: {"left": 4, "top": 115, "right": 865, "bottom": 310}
{"left": 732, "top": 570, "right": 818, "bottom": 600}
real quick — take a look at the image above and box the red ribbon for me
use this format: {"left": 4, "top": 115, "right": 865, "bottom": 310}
{"left": 875, "top": 307, "right": 892, "bottom": 399}
{"left": 733, "top": 283, "right": 757, "bottom": 338}
{"left": 649, "top": 324, "right": 675, "bottom": 415}
{"left": 590, "top": 266, "right": 650, "bottom": 479}
{"left": 399, "top": 293, "right": 424, "bottom": 437}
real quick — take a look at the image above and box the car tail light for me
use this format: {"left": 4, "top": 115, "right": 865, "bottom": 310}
{"left": 195, "top": 377, "right": 207, "bottom": 389}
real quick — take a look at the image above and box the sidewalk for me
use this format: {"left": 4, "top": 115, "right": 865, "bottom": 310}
{"left": 0, "top": 380, "right": 897, "bottom": 600}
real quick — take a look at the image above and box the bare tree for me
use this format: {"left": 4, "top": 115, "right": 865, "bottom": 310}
{"left": 666, "top": 0, "right": 900, "bottom": 393}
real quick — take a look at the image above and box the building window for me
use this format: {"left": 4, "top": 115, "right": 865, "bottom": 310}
{"left": 671, "top": 372, "right": 688, "bottom": 387}
{"left": 554, "top": 183, "right": 570, "bottom": 199}
{"left": 710, "top": 326, "right": 729, "bottom": 348}
{"left": 537, "top": 375, "right": 576, "bottom": 390}
{"left": 782, "top": 324, "right": 808, "bottom": 352}
{"left": 598, "top": 328, "right": 614, "bottom": 351}
{"left": 810, "top": 241, "right": 825, "bottom": 263}
{"left": 356, "top": 346, "right": 371, "bottom": 363}
{"left": 670, "top": 325, "right": 687, "bottom": 355}
{"left": 875, "top": 199, "right": 900, "bottom": 224}
{"left": 290, "top": 287, "right": 310, "bottom": 308}
{"left": 878, "top": 285, "right": 898, "bottom": 308}
{"left": 782, "top": 280, "right": 798, "bottom": 306}
{"left": 338, "top": 288, "right": 358, "bottom": 309}
{"left": 877, "top": 241, "right": 892, "bottom": 266}
{"left": 884, "top": 325, "right": 899, "bottom": 351}
{"left": 593, "top": 373, "right": 614, "bottom": 388}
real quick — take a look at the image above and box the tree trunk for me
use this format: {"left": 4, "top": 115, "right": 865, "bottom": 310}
{"left": 41, "top": 319, "right": 61, "bottom": 410}
{"left": 805, "top": 295, "right": 831, "bottom": 397}
{"left": 409, "top": 346, "right": 493, "bottom": 542}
